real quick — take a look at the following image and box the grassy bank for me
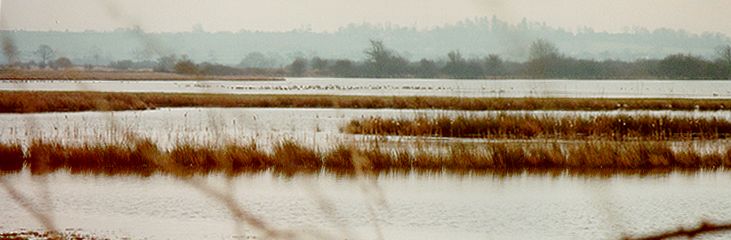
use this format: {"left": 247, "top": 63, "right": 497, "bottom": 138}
{"left": 0, "top": 69, "right": 284, "bottom": 81}
{"left": 344, "top": 114, "right": 731, "bottom": 140}
{"left": 1, "top": 90, "right": 730, "bottom": 113}
{"left": 2, "top": 139, "right": 729, "bottom": 176}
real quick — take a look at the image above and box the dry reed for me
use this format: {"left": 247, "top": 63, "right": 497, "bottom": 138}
{"left": 0, "top": 230, "right": 103, "bottom": 240}
{"left": 4, "top": 139, "right": 731, "bottom": 176}
{"left": 344, "top": 114, "right": 731, "bottom": 140}
{"left": 1, "top": 91, "right": 729, "bottom": 113}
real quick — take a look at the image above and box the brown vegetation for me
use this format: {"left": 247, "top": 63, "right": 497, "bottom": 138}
{"left": 344, "top": 114, "right": 731, "bottom": 140}
{"left": 0, "top": 69, "right": 283, "bottom": 81}
{"left": 0, "top": 230, "right": 104, "bottom": 240}
{"left": 0, "top": 143, "right": 24, "bottom": 172}
{"left": 1, "top": 90, "right": 730, "bottom": 113}
{"left": 5, "top": 139, "right": 731, "bottom": 176}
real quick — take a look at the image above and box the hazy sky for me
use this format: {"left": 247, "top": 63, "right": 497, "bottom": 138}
{"left": 2, "top": 0, "right": 730, "bottom": 35}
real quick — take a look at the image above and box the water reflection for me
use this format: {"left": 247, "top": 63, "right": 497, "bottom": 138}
{"left": 2, "top": 170, "right": 731, "bottom": 239}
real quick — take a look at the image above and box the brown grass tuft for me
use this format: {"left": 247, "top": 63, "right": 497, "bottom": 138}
{"left": 169, "top": 144, "right": 224, "bottom": 175}
{"left": 272, "top": 140, "right": 321, "bottom": 174}
{"left": 323, "top": 144, "right": 356, "bottom": 172}
{"left": 225, "top": 143, "right": 272, "bottom": 173}
{"left": 0, "top": 143, "right": 24, "bottom": 172}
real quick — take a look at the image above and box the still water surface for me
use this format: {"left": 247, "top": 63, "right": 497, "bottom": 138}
{"left": 1, "top": 171, "right": 730, "bottom": 239}
{"left": 3, "top": 78, "right": 731, "bottom": 98}
{"left": 3, "top": 78, "right": 731, "bottom": 239}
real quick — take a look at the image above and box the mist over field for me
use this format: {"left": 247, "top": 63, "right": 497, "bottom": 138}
{"left": 1, "top": 17, "right": 729, "bottom": 66}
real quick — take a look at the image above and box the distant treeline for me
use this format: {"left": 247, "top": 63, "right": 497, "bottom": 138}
{"left": 2, "top": 16, "right": 730, "bottom": 66}
{"left": 4, "top": 39, "right": 731, "bottom": 79}
{"left": 105, "top": 39, "right": 731, "bottom": 79}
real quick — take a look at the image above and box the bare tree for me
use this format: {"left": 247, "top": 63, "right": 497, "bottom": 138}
{"left": 174, "top": 59, "right": 198, "bottom": 75}
{"left": 528, "top": 39, "right": 560, "bottom": 61}
{"left": 53, "top": 57, "right": 74, "bottom": 69}
{"left": 717, "top": 45, "right": 731, "bottom": 79}
{"left": 1, "top": 36, "right": 19, "bottom": 66}
{"left": 364, "top": 40, "right": 391, "bottom": 76}
{"left": 288, "top": 58, "right": 307, "bottom": 76}
{"left": 718, "top": 45, "right": 731, "bottom": 63}
{"left": 484, "top": 54, "right": 504, "bottom": 76}
{"left": 154, "top": 54, "right": 178, "bottom": 72}
{"left": 310, "top": 57, "right": 329, "bottom": 73}
{"left": 35, "top": 45, "right": 55, "bottom": 68}
{"left": 363, "top": 39, "right": 407, "bottom": 77}
{"left": 526, "top": 39, "right": 562, "bottom": 77}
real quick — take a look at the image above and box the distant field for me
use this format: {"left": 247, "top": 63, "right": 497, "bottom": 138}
{"left": 0, "top": 69, "right": 284, "bottom": 81}
{"left": 1, "top": 90, "right": 730, "bottom": 113}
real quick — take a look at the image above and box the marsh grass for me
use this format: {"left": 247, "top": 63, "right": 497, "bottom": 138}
{"left": 1, "top": 91, "right": 730, "bottom": 113}
{"left": 344, "top": 114, "right": 731, "bottom": 140}
{"left": 26, "top": 140, "right": 160, "bottom": 176}
{"left": 4, "top": 139, "right": 731, "bottom": 177}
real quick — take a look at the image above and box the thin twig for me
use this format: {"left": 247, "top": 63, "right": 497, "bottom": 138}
{"left": 0, "top": 177, "right": 58, "bottom": 233}
{"left": 624, "top": 221, "right": 731, "bottom": 240}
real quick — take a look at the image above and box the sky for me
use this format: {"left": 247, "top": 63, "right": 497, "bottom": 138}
{"left": 1, "top": 0, "right": 730, "bottom": 35}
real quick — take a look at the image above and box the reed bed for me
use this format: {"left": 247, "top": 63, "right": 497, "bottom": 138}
{"left": 1, "top": 90, "right": 730, "bottom": 113}
{"left": 344, "top": 114, "right": 731, "bottom": 140}
{"left": 6, "top": 139, "right": 731, "bottom": 177}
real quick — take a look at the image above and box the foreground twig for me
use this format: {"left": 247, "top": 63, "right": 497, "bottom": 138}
{"left": 624, "top": 221, "right": 731, "bottom": 240}
{"left": 182, "top": 178, "right": 297, "bottom": 239}
{"left": 0, "top": 178, "right": 58, "bottom": 236}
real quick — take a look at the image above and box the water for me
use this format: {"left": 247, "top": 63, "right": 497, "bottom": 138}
{"left": 1, "top": 171, "right": 730, "bottom": 239}
{"left": 3, "top": 78, "right": 731, "bottom": 239}
{"left": 3, "top": 78, "right": 731, "bottom": 98}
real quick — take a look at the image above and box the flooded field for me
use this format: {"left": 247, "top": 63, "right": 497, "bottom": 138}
{"left": 2, "top": 171, "right": 731, "bottom": 240}
{"left": 3, "top": 78, "right": 731, "bottom": 98}
{"left": 5, "top": 0, "right": 731, "bottom": 238}
{"left": 2, "top": 79, "right": 731, "bottom": 239}
{"left": 2, "top": 107, "right": 731, "bottom": 148}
